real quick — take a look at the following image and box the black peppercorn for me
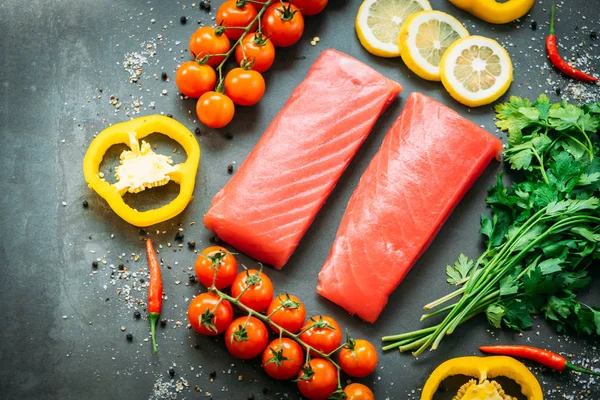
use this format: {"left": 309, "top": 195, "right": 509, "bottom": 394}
{"left": 194, "top": 127, "right": 202, "bottom": 135}
{"left": 161, "top": 319, "right": 167, "bottom": 327}
{"left": 180, "top": 16, "right": 187, "bottom": 24}
{"left": 126, "top": 333, "right": 133, "bottom": 341}
{"left": 530, "top": 20, "right": 537, "bottom": 30}
{"left": 187, "top": 240, "right": 196, "bottom": 249}
{"left": 209, "top": 370, "right": 216, "bottom": 379}
{"left": 139, "top": 229, "right": 147, "bottom": 236}
{"left": 591, "top": 31, "right": 597, "bottom": 40}
{"left": 189, "top": 275, "right": 196, "bottom": 283}
{"left": 200, "top": 1, "right": 211, "bottom": 11}
{"left": 161, "top": 72, "right": 168, "bottom": 81}
{"left": 227, "top": 164, "right": 234, "bottom": 174}
{"left": 134, "top": 310, "right": 141, "bottom": 319}
{"left": 168, "top": 368, "right": 175, "bottom": 377}
{"left": 175, "top": 231, "right": 184, "bottom": 241}
{"left": 92, "top": 261, "right": 99, "bottom": 268}
{"left": 167, "top": 114, "right": 173, "bottom": 118}
{"left": 224, "top": 132, "right": 233, "bottom": 140}
{"left": 82, "top": 200, "right": 89, "bottom": 208}
{"left": 555, "top": 87, "right": 561, "bottom": 95}
{"left": 118, "top": 263, "right": 125, "bottom": 271}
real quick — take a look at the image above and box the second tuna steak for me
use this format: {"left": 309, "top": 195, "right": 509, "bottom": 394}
{"left": 317, "top": 92, "right": 503, "bottom": 323}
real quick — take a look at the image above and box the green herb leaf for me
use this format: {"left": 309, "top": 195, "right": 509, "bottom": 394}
{"left": 445, "top": 254, "right": 475, "bottom": 285}
{"left": 486, "top": 304, "right": 504, "bottom": 329}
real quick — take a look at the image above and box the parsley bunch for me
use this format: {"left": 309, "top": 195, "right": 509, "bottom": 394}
{"left": 382, "top": 95, "right": 600, "bottom": 356}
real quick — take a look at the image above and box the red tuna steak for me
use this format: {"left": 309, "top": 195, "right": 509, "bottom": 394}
{"left": 204, "top": 49, "right": 402, "bottom": 269}
{"left": 317, "top": 92, "right": 503, "bottom": 322}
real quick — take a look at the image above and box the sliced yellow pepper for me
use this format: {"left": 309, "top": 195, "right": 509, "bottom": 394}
{"left": 83, "top": 115, "right": 200, "bottom": 227}
{"left": 448, "top": 0, "right": 535, "bottom": 24}
{"left": 421, "top": 356, "right": 543, "bottom": 400}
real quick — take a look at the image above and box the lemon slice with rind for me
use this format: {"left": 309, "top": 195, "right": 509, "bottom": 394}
{"left": 440, "top": 35, "right": 513, "bottom": 107}
{"left": 356, "top": 0, "right": 432, "bottom": 58}
{"left": 398, "top": 10, "right": 469, "bottom": 81}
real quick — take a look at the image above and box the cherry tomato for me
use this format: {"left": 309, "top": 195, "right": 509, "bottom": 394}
{"left": 224, "top": 68, "right": 265, "bottom": 106}
{"left": 262, "top": 3, "right": 304, "bottom": 47}
{"left": 250, "top": 0, "right": 269, "bottom": 12}
{"left": 339, "top": 339, "right": 378, "bottom": 378}
{"left": 296, "top": 358, "right": 337, "bottom": 400}
{"left": 262, "top": 338, "right": 304, "bottom": 380}
{"left": 235, "top": 33, "right": 276, "bottom": 73}
{"left": 290, "top": 0, "right": 328, "bottom": 16}
{"left": 196, "top": 91, "right": 235, "bottom": 128}
{"left": 230, "top": 269, "right": 274, "bottom": 312}
{"left": 343, "top": 383, "right": 374, "bottom": 400}
{"left": 189, "top": 26, "right": 231, "bottom": 67}
{"left": 175, "top": 61, "right": 216, "bottom": 98}
{"left": 299, "top": 316, "right": 342, "bottom": 355}
{"left": 225, "top": 316, "right": 269, "bottom": 359}
{"left": 194, "top": 246, "right": 238, "bottom": 289}
{"left": 187, "top": 292, "right": 233, "bottom": 335}
{"left": 216, "top": 0, "right": 257, "bottom": 41}
{"left": 266, "top": 294, "right": 306, "bottom": 334}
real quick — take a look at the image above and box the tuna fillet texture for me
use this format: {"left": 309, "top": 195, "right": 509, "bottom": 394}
{"left": 317, "top": 92, "right": 503, "bottom": 322}
{"left": 204, "top": 49, "right": 402, "bottom": 269}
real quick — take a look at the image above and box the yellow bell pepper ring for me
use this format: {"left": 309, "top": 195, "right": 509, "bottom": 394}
{"left": 448, "top": 0, "right": 535, "bottom": 24}
{"left": 421, "top": 356, "right": 543, "bottom": 400}
{"left": 83, "top": 115, "right": 201, "bottom": 227}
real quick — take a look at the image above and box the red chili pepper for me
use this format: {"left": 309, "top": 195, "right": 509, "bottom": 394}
{"left": 146, "top": 238, "right": 163, "bottom": 353}
{"left": 480, "top": 345, "right": 600, "bottom": 376}
{"left": 546, "top": 3, "right": 597, "bottom": 82}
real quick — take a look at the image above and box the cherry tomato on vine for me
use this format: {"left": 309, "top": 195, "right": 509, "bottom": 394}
{"left": 216, "top": 0, "right": 258, "bottom": 41}
{"left": 230, "top": 269, "right": 274, "bottom": 312}
{"left": 235, "top": 33, "right": 276, "bottom": 73}
{"left": 338, "top": 339, "right": 378, "bottom": 378}
{"left": 266, "top": 294, "right": 306, "bottom": 334}
{"left": 225, "top": 316, "right": 269, "bottom": 359}
{"left": 262, "top": 3, "right": 304, "bottom": 47}
{"left": 290, "top": 0, "right": 328, "bottom": 16}
{"left": 196, "top": 91, "right": 235, "bottom": 128}
{"left": 187, "top": 292, "right": 233, "bottom": 335}
{"left": 343, "top": 383, "right": 374, "bottom": 400}
{"left": 189, "top": 26, "right": 231, "bottom": 67}
{"left": 194, "top": 246, "right": 238, "bottom": 289}
{"left": 224, "top": 68, "right": 265, "bottom": 106}
{"left": 175, "top": 61, "right": 216, "bottom": 98}
{"left": 299, "top": 316, "right": 342, "bottom": 355}
{"left": 296, "top": 358, "right": 338, "bottom": 400}
{"left": 262, "top": 338, "right": 304, "bottom": 380}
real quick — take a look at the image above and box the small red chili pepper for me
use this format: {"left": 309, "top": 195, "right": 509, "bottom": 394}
{"left": 546, "top": 2, "right": 597, "bottom": 82}
{"left": 146, "top": 238, "right": 163, "bottom": 353}
{"left": 480, "top": 345, "right": 600, "bottom": 376}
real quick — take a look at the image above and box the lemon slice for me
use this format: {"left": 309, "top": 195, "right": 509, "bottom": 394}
{"left": 440, "top": 35, "right": 513, "bottom": 107}
{"left": 398, "top": 11, "right": 469, "bottom": 81}
{"left": 356, "top": 0, "right": 432, "bottom": 58}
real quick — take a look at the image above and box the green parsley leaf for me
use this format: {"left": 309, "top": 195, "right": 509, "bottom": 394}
{"left": 446, "top": 254, "right": 475, "bottom": 285}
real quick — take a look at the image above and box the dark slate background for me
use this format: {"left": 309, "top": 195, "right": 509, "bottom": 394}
{"left": 1, "top": 0, "right": 598, "bottom": 399}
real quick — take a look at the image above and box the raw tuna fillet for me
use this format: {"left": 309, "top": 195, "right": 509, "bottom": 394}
{"left": 204, "top": 49, "right": 402, "bottom": 269}
{"left": 316, "top": 92, "right": 503, "bottom": 323}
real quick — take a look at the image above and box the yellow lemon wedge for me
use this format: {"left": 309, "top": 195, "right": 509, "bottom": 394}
{"left": 356, "top": 0, "right": 432, "bottom": 58}
{"left": 440, "top": 35, "right": 513, "bottom": 107}
{"left": 398, "top": 10, "right": 469, "bottom": 81}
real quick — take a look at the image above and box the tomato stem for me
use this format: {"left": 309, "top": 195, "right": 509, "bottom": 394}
{"left": 210, "top": 286, "right": 345, "bottom": 388}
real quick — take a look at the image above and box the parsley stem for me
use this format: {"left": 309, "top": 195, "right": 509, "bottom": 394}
{"left": 423, "top": 286, "right": 466, "bottom": 310}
